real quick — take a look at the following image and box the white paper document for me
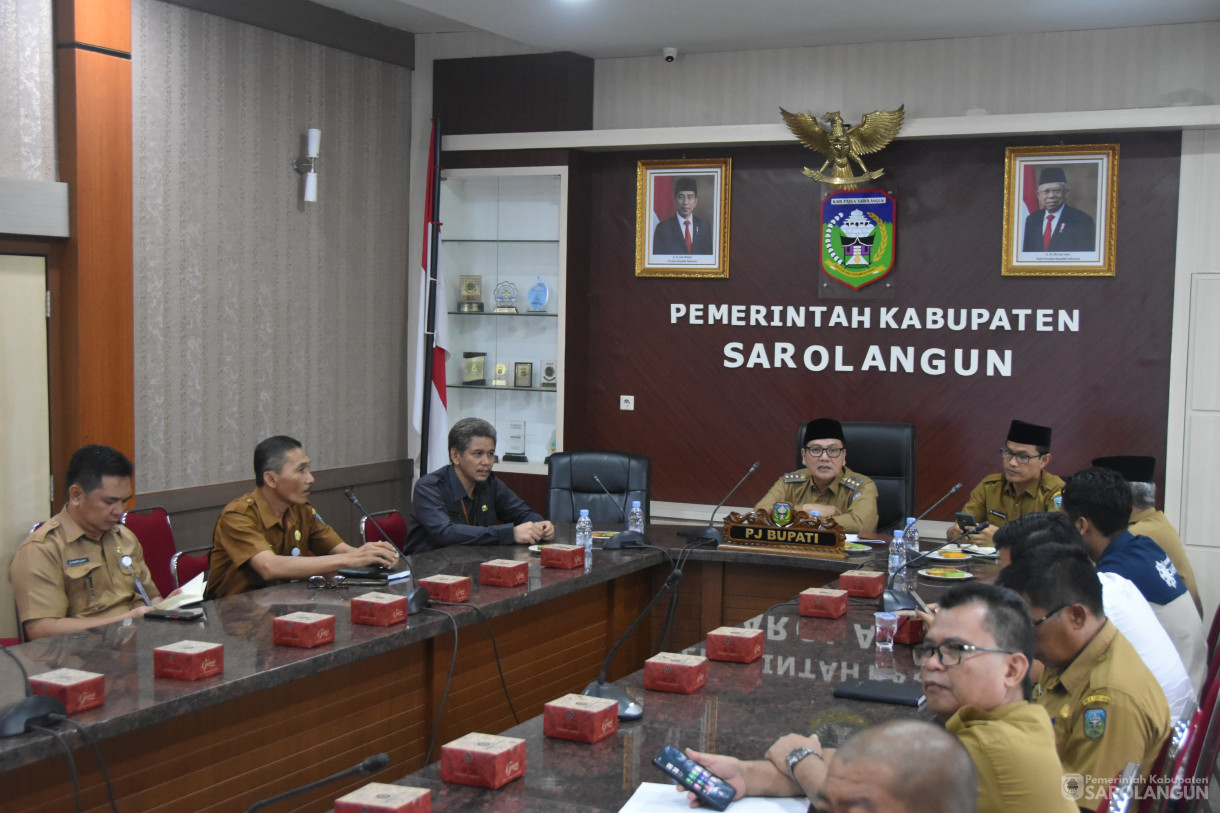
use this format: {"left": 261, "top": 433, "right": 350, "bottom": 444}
{"left": 618, "top": 782, "right": 809, "bottom": 813}
{"left": 154, "top": 571, "right": 206, "bottom": 610}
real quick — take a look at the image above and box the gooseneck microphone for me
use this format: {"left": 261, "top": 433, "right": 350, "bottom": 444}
{"left": 689, "top": 461, "right": 760, "bottom": 546}
{"left": 591, "top": 474, "right": 647, "bottom": 549}
{"left": 881, "top": 521, "right": 990, "bottom": 612}
{"left": 244, "top": 752, "right": 390, "bottom": 812}
{"left": 901, "top": 482, "right": 963, "bottom": 537}
{"left": 344, "top": 488, "right": 430, "bottom": 615}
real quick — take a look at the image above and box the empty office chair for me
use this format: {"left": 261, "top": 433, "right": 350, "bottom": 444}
{"left": 795, "top": 420, "right": 916, "bottom": 533}
{"left": 360, "top": 509, "right": 408, "bottom": 552}
{"left": 547, "top": 451, "right": 650, "bottom": 525}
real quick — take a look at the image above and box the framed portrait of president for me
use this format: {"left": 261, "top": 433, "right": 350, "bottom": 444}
{"left": 1002, "top": 144, "right": 1119, "bottom": 277}
{"left": 636, "top": 158, "right": 732, "bottom": 278}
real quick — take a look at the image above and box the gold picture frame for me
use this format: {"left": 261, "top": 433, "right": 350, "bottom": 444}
{"left": 1002, "top": 144, "right": 1119, "bottom": 277}
{"left": 636, "top": 158, "right": 731, "bottom": 278}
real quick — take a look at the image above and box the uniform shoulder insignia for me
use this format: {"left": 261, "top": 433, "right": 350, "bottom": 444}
{"left": 1084, "top": 707, "right": 1107, "bottom": 739}
{"left": 840, "top": 474, "right": 863, "bottom": 491}
{"left": 783, "top": 470, "right": 809, "bottom": 483}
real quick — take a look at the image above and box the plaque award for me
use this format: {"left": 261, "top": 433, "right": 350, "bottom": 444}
{"left": 503, "top": 420, "right": 528, "bottom": 462}
{"left": 493, "top": 281, "right": 519, "bottom": 314}
{"left": 463, "top": 352, "right": 486, "bottom": 385}
{"left": 540, "top": 360, "right": 557, "bottom": 388}
{"left": 514, "top": 362, "right": 533, "bottom": 388}
{"left": 491, "top": 362, "right": 508, "bottom": 387}
{"left": 527, "top": 278, "right": 549, "bottom": 313}
{"left": 459, "top": 275, "right": 484, "bottom": 313}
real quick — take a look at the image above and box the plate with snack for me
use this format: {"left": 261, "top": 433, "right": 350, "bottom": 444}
{"left": 844, "top": 541, "right": 870, "bottom": 552}
{"left": 927, "top": 550, "right": 972, "bottom": 562}
{"left": 963, "top": 544, "right": 998, "bottom": 557}
{"left": 918, "top": 567, "right": 974, "bottom": 581}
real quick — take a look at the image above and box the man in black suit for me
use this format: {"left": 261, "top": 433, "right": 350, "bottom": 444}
{"left": 652, "top": 176, "right": 714, "bottom": 255}
{"left": 1021, "top": 166, "right": 1095, "bottom": 253}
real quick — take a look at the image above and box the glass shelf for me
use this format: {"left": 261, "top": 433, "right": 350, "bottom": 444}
{"left": 450, "top": 384, "right": 557, "bottom": 394}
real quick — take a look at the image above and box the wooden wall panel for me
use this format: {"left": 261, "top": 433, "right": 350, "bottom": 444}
{"left": 55, "top": 0, "right": 132, "bottom": 52}
{"left": 564, "top": 132, "right": 1180, "bottom": 518}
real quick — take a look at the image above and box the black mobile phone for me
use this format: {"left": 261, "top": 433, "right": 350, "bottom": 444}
{"left": 145, "top": 607, "right": 205, "bottom": 622}
{"left": 954, "top": 512, "right": 976, "bottom": 532}
{"left": 652, "top": 744, "right": 735, "bottom": 811}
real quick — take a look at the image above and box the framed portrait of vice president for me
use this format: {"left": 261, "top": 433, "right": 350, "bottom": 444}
{"left": 1002, "top": 144, "right": 1119, "bottom": 277}
{"left": 636, "top": 158, "right": 732, "bottom": 278}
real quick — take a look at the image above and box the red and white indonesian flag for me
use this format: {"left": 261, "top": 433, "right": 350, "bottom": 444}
{"left": 651, "top": 175, "right": 675, "bottom": 244}
{"left": 1021, "top": 165, "right": 1040, "bottom": 223}
{"left": 412, "top": 121, "right": 449, "bottom": 475}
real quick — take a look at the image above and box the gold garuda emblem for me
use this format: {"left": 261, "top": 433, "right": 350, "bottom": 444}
{"left": 779, "top": 105, "right": 904, "bottom": 190}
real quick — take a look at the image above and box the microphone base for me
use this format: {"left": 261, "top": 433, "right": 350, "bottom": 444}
{"left": 583, "top": 680, "right": 643, "bottom": 721}
{"left": 405, "top": 586, "right": 431, "bottom": 615}
{"left": 603, "top": 531, "right": 648, "bottom": 550}
{"left": 1, "top": 694, "right": 66, "bottom": 738}
{"left": 881, "top": 589, "right": 919, "bottom": 613}
{"left": 688, "top": 526, "right": 723, "bottom": 547}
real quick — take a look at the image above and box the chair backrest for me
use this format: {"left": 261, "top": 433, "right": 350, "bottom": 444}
{"left": 547, "top": 451, "right": 651, "bottom": 525}
{"left": 795, "top": 421, "right": 916, "bottom": 533}
{"left": 1099, "top": 762, "right": 1141, "bottom": 813}
{"left": 170, "top": 550, "right": 210, "bottom": 590}
{"left": 361, "top": 510, "right": 408, "bottom": 552}
{"left": 119, "top": 506, "right": 176, "bottom": 597}
{"left": 1182, "top": 675, "right": 1220, "bottom": 812}
{"left": 1143, "top": 700, "right": 1197, "bottom": 813}
{"left": 1207, "top": 603, "right": 1220, "bottom": 661}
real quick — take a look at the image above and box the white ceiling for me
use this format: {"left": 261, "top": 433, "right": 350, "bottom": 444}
{"left": 311, "top": 0, "right": 1220, "bottom": 59}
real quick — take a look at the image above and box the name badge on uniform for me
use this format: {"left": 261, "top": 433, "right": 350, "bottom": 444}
{"left": 67, "top": 557, "right": 91, "bottom": 567}
{"left": 988, "top": 509, "right": 1008, "bottom": 519}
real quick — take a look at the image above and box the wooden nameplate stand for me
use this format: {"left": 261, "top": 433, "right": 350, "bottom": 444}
{"left": 718, "top": 510, "right": 847, "bottom": 559}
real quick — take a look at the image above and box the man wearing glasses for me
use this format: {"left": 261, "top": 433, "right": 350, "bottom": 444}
{"left": 950, "top": 419, "right": 1063, "bottom": 540}
{"left": 754, "top": 418, "right": 879, "bottom": 534}
{"left": 916, "top": 582, "right": 1077, "bottom": 813}
{"left": 997, "top": 544, "right": 1170, "bottom": 810}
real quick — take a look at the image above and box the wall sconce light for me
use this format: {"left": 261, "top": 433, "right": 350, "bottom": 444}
{"left": 294, "top": 128, "right": 321, "bottom": 202}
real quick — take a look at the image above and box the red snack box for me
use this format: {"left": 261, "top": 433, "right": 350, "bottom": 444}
{"left": 799, "top": 587, "right": 849, "bottom": 618}
{"left": 29, "top": 668, "right": 105, "bottom": 714}
{"left": 334, "top": 783, "right": 431, "bottom": 813}
{"left": 153, "top": 640, "right": 225, "bottom": 681}
{"left": 894, "top": 610, "right": 926, "bottom": 645}
{"left": 839, "top": 570, "right": 885, "bottom": 598}
{"left": 705, "top": 627, "right": 764, "bottom": 663}
{"left": 542, "top": 693, "right": 619, "bottom": 744}
{"left": 351, "top": 591, "right": 408, "bottom": 627}
{"left": 539, "top": 544, "right": 584, "bottom": 570}
{"left": 418, "top": 574, "right": 471, "bottom": 603}
{"left": 440, "top": 732, "right": 526, "bottom": 789}
{"left": 479, "top": 559, "right": 528, "bottom": 588}
{"left": 643, "top": 652, "right": 707, "bottom": 694}
{"left": 273, "top": 611, "right": 336, "bottom": 648}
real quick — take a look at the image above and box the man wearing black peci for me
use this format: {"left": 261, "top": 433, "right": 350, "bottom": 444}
{"left": 405, "top": 417, "right": 554, "bottom": 553}
{"left": 951, "top": 419, "right": 1063, "bottom": 540}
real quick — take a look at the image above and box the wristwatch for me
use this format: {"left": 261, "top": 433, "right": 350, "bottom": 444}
{"left": 785, "top": 746, "right": 818, "bottom": 780}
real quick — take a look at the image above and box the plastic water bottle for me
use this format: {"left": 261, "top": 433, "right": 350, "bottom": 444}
{"left": 889, "top": 529, "right": 908, "bottom": 591}
{"left": 904, "top": 517, "right": 920, "bottom": 556}
{"left": 627, "top": 501, "right": 644, "bottom": 534}
{"left": 576, "top": 509, "right": 593, "bottom": 567}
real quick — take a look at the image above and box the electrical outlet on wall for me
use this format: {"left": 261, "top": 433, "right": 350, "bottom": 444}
{"left": 620, "top": 395, "right": 635, "bottom": 411}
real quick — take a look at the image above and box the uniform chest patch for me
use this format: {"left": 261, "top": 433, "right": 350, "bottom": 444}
{"left": 988, "top": 509, "right": 1008, "bottom": 519}
{"left": 1084, "top": 708, "right": 1107, "bottom": 739}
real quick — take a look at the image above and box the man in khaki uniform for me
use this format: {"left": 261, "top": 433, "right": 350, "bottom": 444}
{"left": 1092, "top": 455, "right": 1202, "bottom": 616}
{"left": 205, "top": 435, "right": 400, "bottom": 599}
{"left": 919, "top": 582, "right": 1077, "bottom": 813}
{"left": 952, "top": 419, "right": 1063, "bottom": 540}
{"left": 754, "top": 418, "right": 879, "bottom": 534}
{"left": 998, "top": 544, "right": 1170, "bottom": 811}
{"left": 10, "top": 445, "right": 161, "bottom": 640}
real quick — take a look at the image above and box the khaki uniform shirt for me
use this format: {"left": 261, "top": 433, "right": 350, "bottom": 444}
{"left": 206, "top": 489, "right": 344, "bottom": 599}
{"left": 1130, "top": 509, "right": 1201, "bottom": 616}
{"left": 1034, "top": 620, "right": 1171, "bottom": 811}
{"left": 947, "top": 701, "right": 1077, "bottom": 813}
{"left": 753, "top": 465, "right": 878, "bottom": 534}
{"left": 10, "top": 508, "right": 157, "bottom": 627}
{"left": 961, "top": 470, "right": 1064, "bottom": 529}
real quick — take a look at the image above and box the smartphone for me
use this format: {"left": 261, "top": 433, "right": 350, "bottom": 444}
{"left": 145, "top": 607, "right": 205, "bottom": 622}
{"left": 954, "top": 512, "right": 977, "bottom": 532}
{"left": 652, "top": 744, "right": 735, "bottom": 811}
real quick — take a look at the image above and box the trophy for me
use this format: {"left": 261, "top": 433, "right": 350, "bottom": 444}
{"left": 503, "top": 420, "right": 528, "bottom": 462}
{"left": 527, "top": 278, "right": 549, "bottom": 313}
{"left": 462, "top": 352, "right": 486, "bottom": 385}
{"left": 540, "top": 360, "right": 557, "bottom": 388}
{"left": 491, "top": 362, "right": 508, "bottom": 387}
{"left": 458, "top": 275, "right": 484, "bottom": 313}
{"left": 514, "top": 362, "right": 533, "bottom": 388}
{"left": 493, "top": 281, "right": 519, "bottom": 314}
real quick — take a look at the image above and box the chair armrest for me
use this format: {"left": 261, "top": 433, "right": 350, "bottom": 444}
{"left": 170, "top": 546, "right": 213, "bottom": 589}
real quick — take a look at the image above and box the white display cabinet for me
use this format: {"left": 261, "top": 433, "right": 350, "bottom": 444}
{"left": 440, "top": 167, "right": 567, "bottom": 474}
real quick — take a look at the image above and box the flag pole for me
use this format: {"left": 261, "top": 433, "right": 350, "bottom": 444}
{"left": 419, "top": 118, "right": 443, "bottom": 475}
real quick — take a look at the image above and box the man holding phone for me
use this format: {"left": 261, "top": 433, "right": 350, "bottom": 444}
{"left": 950, "top": 419, "right": 1063, "bottom": 540}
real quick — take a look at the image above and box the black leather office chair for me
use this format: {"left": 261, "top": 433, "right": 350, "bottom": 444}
{"left": 547, "top": 451, "right": 651, "bottom": 525}
{"left": 795, "top": 421, "right": 916, "bottom": 533}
